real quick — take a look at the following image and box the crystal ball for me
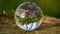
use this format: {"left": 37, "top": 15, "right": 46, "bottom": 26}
{"left": 14, "top": 2, "right": 44, "bottom": 31}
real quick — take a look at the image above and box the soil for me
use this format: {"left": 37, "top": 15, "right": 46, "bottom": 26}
{"left": 0, "top": 15, "right": 60, "bottom": 34}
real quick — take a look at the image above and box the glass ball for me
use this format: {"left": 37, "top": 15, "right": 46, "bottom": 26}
{"left": 14, "top": 2, "right": 44, "bottom": 31}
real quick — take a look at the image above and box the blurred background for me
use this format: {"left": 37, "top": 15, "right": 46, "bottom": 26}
{"left": 0, "top": 0, "right": 60, "bottom": 34}
{"left": 0, "top": 0, "right": 60, "bottom": 18}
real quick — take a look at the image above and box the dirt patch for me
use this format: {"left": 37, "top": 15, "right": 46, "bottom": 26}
{"left": 0, "top": 15, "right": 60, "bottom": 34}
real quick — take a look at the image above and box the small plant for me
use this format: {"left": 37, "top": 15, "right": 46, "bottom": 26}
{"left": 15, "top": 14, "right": 42, "bottom": 25}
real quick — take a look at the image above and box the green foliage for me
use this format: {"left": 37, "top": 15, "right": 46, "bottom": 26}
{"left": 0, "top": 0, "right": 60, "bottom": 18}
{"left": 15, "top": 15, "right": 42, "bottom": 25}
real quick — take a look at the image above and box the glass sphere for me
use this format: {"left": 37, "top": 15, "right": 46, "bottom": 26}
{"left": 14, "top": 2, "right": 44, "bottom": 31}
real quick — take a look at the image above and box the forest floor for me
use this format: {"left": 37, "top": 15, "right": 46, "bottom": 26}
{"left": 0, "top": 15, "right": 60, "bottom": 34}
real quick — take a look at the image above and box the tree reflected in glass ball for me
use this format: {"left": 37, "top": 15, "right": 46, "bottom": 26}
{"left": 15, "top": 2, "right": 44, "bottom": 31}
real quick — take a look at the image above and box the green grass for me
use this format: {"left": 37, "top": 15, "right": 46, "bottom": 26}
{"left": 0, "top": 0, "right": 60, "bottom": 18}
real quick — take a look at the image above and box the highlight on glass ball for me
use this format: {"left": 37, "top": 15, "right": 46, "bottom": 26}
{"left": 14, "top": 2, "right": 44, "bottom": 31}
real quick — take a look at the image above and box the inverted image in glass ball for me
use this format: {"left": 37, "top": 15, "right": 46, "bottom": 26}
{"left": 14, "top": 2, "right": 44, "bottom": 31}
